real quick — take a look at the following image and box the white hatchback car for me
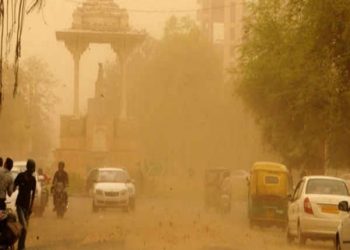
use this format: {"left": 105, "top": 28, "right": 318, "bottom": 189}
{"left": 87, "top": 167, "right": 136, "bottom": 212}
{"left": 287, "top": 176, "right": 350, "bottom": 245}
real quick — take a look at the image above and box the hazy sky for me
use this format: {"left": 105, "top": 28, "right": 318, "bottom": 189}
{"left": 21, "top": 0, "right": 197, "bottom": 115}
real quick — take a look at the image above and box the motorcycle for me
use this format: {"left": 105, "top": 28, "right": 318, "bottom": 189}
{"left": 0, "top": 209, "right": 21, "bottom": 250}
{"left": 53, "top": 182, "right": 68, "bottom": 218}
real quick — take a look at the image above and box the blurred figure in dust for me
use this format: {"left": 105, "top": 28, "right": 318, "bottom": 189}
{"left": 52, "top": 161, "right": 69, "bottom": 210}
{"left": 221, "top": 172, "right": 232, "bottom": 199}
{"left": 0, "top": 158, "right": 14, "bottom": 210}
{"left": 14, "top": 159, "right": 36, "bottom": 250}
{"left": 38, "top": 168, "right": 50, "bottom": 185}
{"left": 52, "top": 161, "right": 69, "bottom": 187}
{"left": 0, "top": 157, "right": 3, "bottom": 168}
{"left": 38, "top": 168, "right": 50, "bottom": 209}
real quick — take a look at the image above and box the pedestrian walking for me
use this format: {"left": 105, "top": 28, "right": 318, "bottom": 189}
{"left": 0, "top": 158, "right": 14, "bottom": 210}
{"left": 14, "top": 159, "right": 36, "bottom": 250}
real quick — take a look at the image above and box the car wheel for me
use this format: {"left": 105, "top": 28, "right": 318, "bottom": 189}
{"left": 297, "top": 223, "right": 306, "bottom": 246}
{"left": 92, "top": 200, "right": 99, "bottom": 213}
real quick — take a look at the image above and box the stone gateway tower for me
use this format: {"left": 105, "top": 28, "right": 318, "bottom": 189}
{"left": 54, "top": 0, "right": 145, "bottom": 174}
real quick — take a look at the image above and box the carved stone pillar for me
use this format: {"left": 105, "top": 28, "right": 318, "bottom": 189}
{"left": 65, "top": 39, "right": 89, "bottom": 116}
{"left": 111, "top": 42, "right": 134, "bottom": 120}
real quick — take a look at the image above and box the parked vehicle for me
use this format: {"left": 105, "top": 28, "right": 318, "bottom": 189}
{"left": 287, "top": 176, "right": 350, "bottom": 246}
{"left": 6, "top": 162, "right": 47, "bottom": 216}
{"left": 204, "top": 168, "right": 231, "bottom": 211}
{"left": 87, "top": 167, "right": 136, "bottom": 212}
{"left": 53, "top": 182, "right": 68, "bottom": 218}
{"left": 248, "top": 162, "right": 292, "bottom": 228}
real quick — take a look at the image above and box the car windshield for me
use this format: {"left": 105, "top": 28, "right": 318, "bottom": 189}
{"left": 97, "top": 170, "right": 128, "bottom": 183}
{"left": 306, "top": 179, "right": 349, "bottom": 196}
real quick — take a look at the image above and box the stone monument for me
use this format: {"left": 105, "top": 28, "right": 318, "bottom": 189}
{"left": 54, "top": 0, "right": 145, "bottom": 174}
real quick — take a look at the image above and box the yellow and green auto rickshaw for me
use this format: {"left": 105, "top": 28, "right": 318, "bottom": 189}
{"left": 248, "top": 162, "right": 292, "bottom": 228}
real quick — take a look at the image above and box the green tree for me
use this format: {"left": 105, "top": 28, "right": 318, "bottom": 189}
{"left": 237, "top": 0, "right": 350, "bottom": 172}
{"left": 0, "top": 0, "right": 43, "bottom": 107}
{"left": 0, "top": 57, "right": 57, "bottom": 162}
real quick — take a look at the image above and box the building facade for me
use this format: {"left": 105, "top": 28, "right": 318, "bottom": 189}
{"left": 54, "top": 64, "right": 143, "bottom": 175}
{"left": 197, "top": 0, "right": 245, "bottom": 69}
{"left": 54, "top": 0, "right": 145, "bottom": 175}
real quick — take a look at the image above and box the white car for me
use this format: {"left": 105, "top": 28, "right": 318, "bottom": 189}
{"left": 287, "top": 176, "right": 350, "bottom": 245}
{"left": 336, "top": 200, "right": 350, "bottom": 250}
{"left": 6, "top": 161, "right": 45, "bottom": 215}
{"left": 87, "top": 167, "right": 136, "bottom": 212}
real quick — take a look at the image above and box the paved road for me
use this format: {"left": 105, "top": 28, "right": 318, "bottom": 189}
{"left": 23, "top": 196, "right": 333, "bottom": 250}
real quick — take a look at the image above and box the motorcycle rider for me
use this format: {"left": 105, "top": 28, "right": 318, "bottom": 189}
{"left": 38, "top": 168, "right": 50, "bottom": 185}
{"left": 52, "top": 161, "right": 69, "bottom": 211}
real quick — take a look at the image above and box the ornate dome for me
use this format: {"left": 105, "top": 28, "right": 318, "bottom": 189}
{"left": 72, "top": 0, "right": 129, "bottom": 32}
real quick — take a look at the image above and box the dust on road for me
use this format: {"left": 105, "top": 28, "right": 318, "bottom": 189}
{"left": 25, "top": 194, "right": 334, "bottom": 250}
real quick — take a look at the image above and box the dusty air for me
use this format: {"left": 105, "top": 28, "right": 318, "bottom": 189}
{"left": 0, "top": 0, "right": 349, "bottom": 250}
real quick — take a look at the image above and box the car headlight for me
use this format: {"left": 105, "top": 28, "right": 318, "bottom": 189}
{"left": 120, "top": 190, "right": 127, "bottom": 196}
{"left": 95, "top": 189, "right": 104, "bottom": 195}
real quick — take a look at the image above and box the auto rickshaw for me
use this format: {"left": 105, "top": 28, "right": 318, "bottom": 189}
{"left": 204, "top": 168, "right": 231, "bottom": 211}
{"left": 248, "top": 162, "right": 292, "bottom": 228}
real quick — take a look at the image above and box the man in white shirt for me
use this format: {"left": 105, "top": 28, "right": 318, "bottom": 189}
{"left": 0, "top": 158, "right": 14, "bottom": 210}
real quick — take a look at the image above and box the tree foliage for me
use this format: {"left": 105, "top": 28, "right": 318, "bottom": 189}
{"left": 238, "top": 0, "right": 350, "bottom": 171}
{"left": 0, "top": 0, "right": 44, "bottom": 107}
{"left": 0, "top": 57, "right": 57, "bottom": 161}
